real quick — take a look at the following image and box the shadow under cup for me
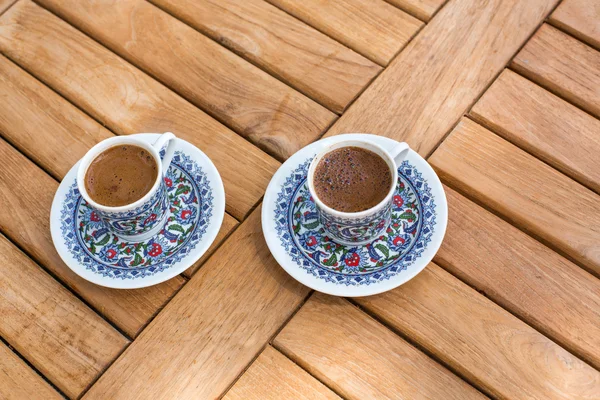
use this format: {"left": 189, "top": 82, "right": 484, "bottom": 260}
{"left": 307, "top": 140, "right": 407, "bottom": 246}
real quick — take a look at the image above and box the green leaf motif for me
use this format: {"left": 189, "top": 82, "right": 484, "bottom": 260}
{"left": 374, "top": 244, "right": 389, "bottom": 258}
{"left": 303, "top": 221, "right": 320, "bottom": 230}
{"left": 169, "top": 224, "right": 185, "bottom": 234}
{"left": 133, "top": 253, "right": 142, "bottom": 266}
{"left": 293, "top": 224, "right": 301, "bottom": 234}
{"left": 89, "top": 243, "right": 96, "bottom": 255}
{"left": 323, "top": 254, "right": 337, "bottom": 266}
{"left": 96, "top": 234, "right": 110, "bottom": 247}
{"left": 174, "top": 186, "right": 191, "bottom": 197}
{"left": 399, "top": 211, "right": 414, "bottom": 220}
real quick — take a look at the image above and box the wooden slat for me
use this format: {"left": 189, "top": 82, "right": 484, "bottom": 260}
{"left": 0, "top": 234, "right": 128, "bottom": 398}
{"left": 182, "top": 213, "right": 238, "bottom": 278}
{"left": 0, "top": 0, "right": 279, "bottom": 219}
{"left": 149, "top": 0, "right": 381, "bottom": 114}
{"left": 470, "top": 69, "right": 600, "bottom": 194}
{"left": 274, "top": 293, "right": 484, "bottom": 400}
{"left": 384, "top": 0, "right": 446, "bottom": 21}
{"left": 324, "top": 0, "right": 558, "bottom": 157}
{"left": 356, "top": 264, "right": 600, "bottom": 399}
{"left": 512, "top": 24, "right": 600, "bottom": 119}
{"left": 429, "top": 118, "right": 600, "bottom": 277}
{"left": 0, "top": 0, "right": 15, "bottom": 15}
{"left": 437, "top": 185, "right": 600, "bottom": 370}
{"left": 223, "top": 346, "right": 341, "bottom": 400}
{"left": 265, "top": 0, "right": 422, "bottom": 66}
{"left": 549, "top": 0, "right": 600, "bottom": 50}
{"left": 0, "top": 138, "right": 185, "bottom": 338}
{"left": 84, "top": 206, "right": 310, "bottom": 400}
{"left": 33, "top": 0, "right": 335, "bottom": 161}
{"left": 0, "top": 343, "right": 62, "bottom": 400}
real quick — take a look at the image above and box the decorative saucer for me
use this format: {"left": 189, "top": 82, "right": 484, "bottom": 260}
{"left": 262, "top": 134, "right": 447, "bottom": 297}
{"left": 50, "top": 134, "right": 225, "bottom": 289}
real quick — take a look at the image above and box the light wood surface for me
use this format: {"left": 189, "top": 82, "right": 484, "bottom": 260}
{"left": 0, "top": 343, "right": 62, "bottom": 400}
{"left": 224, "top": 346, "right": 341, "bottom": 400}
{"left": 149, "top": 0, "right": 381, "bottom": 114}
{"left": 512, "top": 24, "right": 600, "bottom": 119}
{"left": 84, "top": 206, "right": 311, "bottom": 400}
{"left": 0, "top": 0, "right": 279, "bottom": 220}
{"left": 265, "top": 0, "right": 422, "bottom": 66}
{"left": 274, "top": 293, "right": 485, "bottom": 400}
{"left": 471, "top": 69, "right": 600, "bottom": 194}
{"left": 0, "top": 234, "right": 128, "bottom": 398}
{"left": 385, "top": 0, "right": 446, "bottom": 21}
{"left": 429, "top": 118, "right": 600, "bottom": 277}
{"left": 0, "top": 138, "right": 185, "bottom": 338}
{"left": 549, "top": 0, "right": 600, "bottom": 50}
{"left": 356, "top": 264, "right": 600, "bottom": 399}
{"left": 437, "top": 185, "right": 600, "bottom": 370}
{"left": 182, "top": 213, "right": 238, "bottom": 278}
{"left": 0, "top": 54, "right": 113, "bottom": 180}
{"left": 0, "top": 0, "right": 15, "bottom": 14}
{"left": 34, "top": 0, "right": 335, "bottom": 161}
{"left": 324, "top": 0, "right": 558, "bottom": 156}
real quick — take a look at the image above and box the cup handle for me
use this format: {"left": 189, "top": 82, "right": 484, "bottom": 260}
{"left": 389, "top": 142, "right": 410, "bottom": 165}
{"left": 152, "top": 132, "right": 177, "bottom": 175}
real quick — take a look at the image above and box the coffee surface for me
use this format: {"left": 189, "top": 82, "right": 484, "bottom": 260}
{"left": 85, "top": 145, "right": 158, "bottom": 207}
{"left": 314, "top": 146, "right": 392, "bottom": 212}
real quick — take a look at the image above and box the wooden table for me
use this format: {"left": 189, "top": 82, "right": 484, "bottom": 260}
{"left": 0, "top": 0, "right": 599, "bottom": 398}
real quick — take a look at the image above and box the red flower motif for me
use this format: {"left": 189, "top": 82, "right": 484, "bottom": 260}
{"left": 178, "top": 183, "right": 184, "bottom": 188}
{"left": 164, "top": 177, "right": 173, "bottom": 187}
{"left": 126, "top": 248, "right": 131, "bottom": 254}
{"left": 148, "top": 242, "right": 162, "bottom": 257}
{"left": 106, "top": 249, "right": 117, "bottom": 259}
{"left": 345, "top": 252, "right": 360, "bottom": 267}
{"left": 393, "top": 237, "right": 405, "bottom": 246}
{"left": 408, "top": 219, "right": 413, "bottom": 222}
{"left": 90, "top": 211, "right": 100, "bottom": 222}
{"left": 181, "top": 210, "right": 192, "bottom": 220}
{"left": 306, "top": 236, "right": 317, "bottom": 247}
{"left": 144, "top": 213, "right": 157, "bottom": 225}
{"left": 379, "top": 236, "right": 385, "bottom": 240}
{"left": 303, "top": 211, "right": 310, "bottom": 216}
{"left": 393, "top": 195, "right": 404, "bottom": 208}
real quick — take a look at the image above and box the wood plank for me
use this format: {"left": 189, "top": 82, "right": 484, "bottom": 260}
{"left": 0, "top": 234, "right": 128, "bottom": 398}
{"left": 0, "top": 54, "right": 113, "bottom": 180}
{"left": 0, "top": 0, "right": 279, "bottom": 219}
{"left": 84, "top": 206, "right": 310, "bottom": 400}
{"left": 429, "top": 118, "right": 600, "bottom": 277}
{"left": 33, "top": 0, "right": 335, "bottom": 161}
{"left": 0, "top": 343, "right": 62, "bottom": 400}
{"left": 149, "top": 0, "right": 381, "bottom": 114}
{"left": 265, "top": 0, "right": 422, "bottom": 66}
{"left": 356, "top": 264, "right": 600, "bottom": 399}
{"left": 274, "top": 293, "right": 484, "bottom": 400}
{"left": 384, "top": 0, "right": 446, "bottom": 21}
{"left": 0, "top": 0, "right": 15, "bottom": 15}
{"left": 223, "top": 346, "right": 341, "bottom": 400}
{"left": 549, "top": 0, "right": 600, "bottom": 50}
{"left": 324, "top": 0, "right": 558, "bottom": 157}
{"left": 470, "top": 69, "right": 600, "bottom": 194}
{"left": 0, "top": 138, "right": 185, "bottom": 338}
{"left": 511, "top": 24, "right": 600, "bottom": 119}
{"left": 437, "top": 185, "right": 600, "bottom": 370}
{"left": 183, "top": 213, "right": 238, "bottom": 278}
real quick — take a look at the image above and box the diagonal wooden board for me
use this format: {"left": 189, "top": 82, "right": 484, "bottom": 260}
{"left": 323, "top": 0, "right": 559, "bottom": 157}
{"left": 384, "top": 0, "right": 447, "bottom": 22}
{"left": 549, "top": 0, "right": 600, "bottom": 50}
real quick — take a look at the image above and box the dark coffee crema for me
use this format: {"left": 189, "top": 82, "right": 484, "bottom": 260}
{"left": 313, "top": 146, "right": 392, "bottom": 213}
{"left": 85, "top": 145, "right": 158, "bottom": 207}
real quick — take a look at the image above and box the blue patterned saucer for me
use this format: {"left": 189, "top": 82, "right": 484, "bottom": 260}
{"left": 262, "top": 134, "right": 447, "bottom": 297}
{"left": 50, "top": 134, "right": 225, "bottom": 289}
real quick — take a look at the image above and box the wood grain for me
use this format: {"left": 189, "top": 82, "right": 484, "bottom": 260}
{"left": 84, "top": 206, "right": 310, "bottom": 400}
{"left": 274, "top": 293, "right": 484, "bottom": 400}
{"left": 223, "top": 346, "right": 341, "bottom": 400}
{"left": 149, "top": 0, "right": 381, "bottom": 114}
{"left": 34, "top": 0, "right": 335, "bottom": 161}
{"left": 0, "top": 343, "right": 62, "bottom": 400}
{"left": 512, "top": 24, "right": 600, "bottom": 119}
{"left": 429, "top": 118, "right": 600, "bottom": 277}
{"left": 470, "top": 69, "right": 600, "bottom": 194}
{"left": 356, "top": 264, "right": 600, "bottom": 399}
{"left": 182, "top": 213, "right": 238, "bottom": 278}
{"left": 0, "top": 0, "right": 279, "bottom": 219}
{"left": 0, "top": 138, "right": 185, "bottom": 338}
{"left": 384, "top": 0, "right": 446, "bottom": 21}
{"left": 437, "top": 185, "right": 600, "bottom": 370}
{"left": 549, "top": 0, "right": 600, "bottom": 50}
{"left": 0, "top": 234, "right": 128, "bottom": 398}
{"left": 324, "top": 0, "right": 558, "bottom": 157}
{"left": 0, "top": 0, "right": 15, "bottom": 15}
{"left": 265, "top": 0, "right": 422, "bottom": 66}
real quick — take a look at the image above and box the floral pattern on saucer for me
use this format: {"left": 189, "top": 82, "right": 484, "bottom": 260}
{"left": 60, "top": 152, "right": 213, "bottom": 279}
{"left": 274, "top": 159, "right": 436, "bottom": 286}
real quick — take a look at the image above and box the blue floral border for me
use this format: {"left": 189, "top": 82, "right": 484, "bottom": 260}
{"left": 60, "top": 152, "right": 214, "bottom": 279}
{"left": 274, "top": 158, "right": 437, "bottom": 286}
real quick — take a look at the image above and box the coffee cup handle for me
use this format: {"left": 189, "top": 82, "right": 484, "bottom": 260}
{"left": 389, "top": 142, "right": 410, "bottom": 165}
{"left": 152, "top": 132, "right": 177, "bottom": 175}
